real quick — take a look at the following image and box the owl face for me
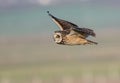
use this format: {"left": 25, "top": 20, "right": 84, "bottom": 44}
{"left": 53, "top": 32, "right": 63, "bottom": 44}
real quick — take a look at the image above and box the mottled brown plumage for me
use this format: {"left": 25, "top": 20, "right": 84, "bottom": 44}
{"left": 47, "top": 11, "right": 98, "bottom": 45}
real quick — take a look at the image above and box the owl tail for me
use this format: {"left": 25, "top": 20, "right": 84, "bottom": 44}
{"left": 87, "top": 39, "right": 98, "bottom": 45}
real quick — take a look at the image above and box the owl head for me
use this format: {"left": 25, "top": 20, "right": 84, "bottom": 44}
{"left": 53, "top": 31, "right": 63, "bottom": 44}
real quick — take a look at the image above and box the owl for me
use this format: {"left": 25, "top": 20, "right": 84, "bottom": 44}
{"left": 47, "top": 11, "right": 98, "bottom": 45}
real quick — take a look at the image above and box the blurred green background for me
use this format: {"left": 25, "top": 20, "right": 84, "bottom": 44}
{"left": 0, "top": 0, "right": 120, "bottom": 83}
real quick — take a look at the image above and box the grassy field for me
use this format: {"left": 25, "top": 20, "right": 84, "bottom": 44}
{"left": 0, "top": 29, "right": 120, "bottom": 83}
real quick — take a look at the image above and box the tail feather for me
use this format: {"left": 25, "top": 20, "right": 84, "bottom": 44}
{"left": 87, "top": 39, "right": 98, "bottom": 45}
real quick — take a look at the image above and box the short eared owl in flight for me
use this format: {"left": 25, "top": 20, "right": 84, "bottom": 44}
{"left": 47, "top": 11, "right": 98, "bottom": 45}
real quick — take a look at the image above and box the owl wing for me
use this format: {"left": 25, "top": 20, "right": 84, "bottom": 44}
{"left": 72, "top": 27, "right": 96, "bottom": 38}
{"left": 47, "top": 11, "right": 96, "bottom": 38}
{"left": 47, "top": 11, "right": 78, "bottom": 30}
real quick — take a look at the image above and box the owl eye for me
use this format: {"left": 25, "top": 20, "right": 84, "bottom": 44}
{"left": 56, "top": 35, "right": 60, "bottom": 38}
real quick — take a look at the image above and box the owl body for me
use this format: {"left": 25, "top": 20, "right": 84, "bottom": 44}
{"left": 54, "top": 30, "right": 97, "bottom": 45}
{"left": 65, "top": 34, "right": 88, "bottom": 45}
{"left": 48, "top": 11, "right": 98, "bottom": 45}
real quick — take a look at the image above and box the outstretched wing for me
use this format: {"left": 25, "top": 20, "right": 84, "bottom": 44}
{"left": 72, "top": 28, "right": 96, "bottom": 38}
{"left": 47, "top": 11, "right": 96, "bottom": 38}
{"left": 47, "top": 11, "right": 78, "bottom": 30}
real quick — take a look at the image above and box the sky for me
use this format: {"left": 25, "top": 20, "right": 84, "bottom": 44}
{"left": 0, "top": 0, "right": 120, "bottom": 8}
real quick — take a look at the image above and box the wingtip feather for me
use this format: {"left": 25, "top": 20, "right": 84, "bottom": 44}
{"left": 47, "top": 11, "right": 54, "bottom": 18}
{"left": 47, "top": 11, "right": 49, "bottom": 14}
